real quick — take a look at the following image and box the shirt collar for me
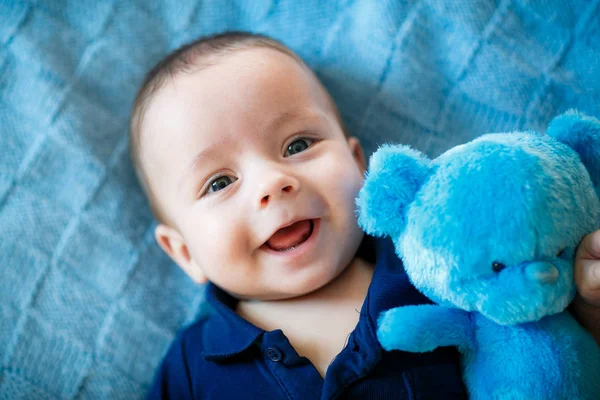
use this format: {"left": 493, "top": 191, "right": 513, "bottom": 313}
{"left": 366, "top": 236, "right": 432, "bottom": 320}
{"left": 200, "top": 235, "right": 425, "bottom": 361}
{"left": 201, "top": 283, "right": 265, "bottom": 361}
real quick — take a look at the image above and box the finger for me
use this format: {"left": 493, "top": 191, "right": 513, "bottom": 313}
{"left": 575, "top": 259, "right": 600, "bottom": 306}
{"left": 576, "top": 287, "right": 600, "bottom": 307}
{"left": 576, "top": 230, "right": 600, "bottom": 260}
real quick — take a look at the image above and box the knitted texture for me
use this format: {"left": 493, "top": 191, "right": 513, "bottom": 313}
{"left": 0, "top": 0, "right": 599, "bottom": 398}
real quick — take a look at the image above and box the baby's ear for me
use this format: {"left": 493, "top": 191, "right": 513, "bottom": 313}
{"left": 356, "top": 144, "right": 432, "bottom": 238}
{"left": 546, "top": 110, "right": 600, "bottom": 192}
{"left": 155, "top": 224, "right": 208, "bottom": 284}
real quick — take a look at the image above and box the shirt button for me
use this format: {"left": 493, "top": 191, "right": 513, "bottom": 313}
{"left": 266, "top": 347, "right": 282, "bottom": 362}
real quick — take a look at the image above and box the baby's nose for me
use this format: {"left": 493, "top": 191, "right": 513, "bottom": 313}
{"left": 257, "top": 172, "right": 299, "bottom": 208}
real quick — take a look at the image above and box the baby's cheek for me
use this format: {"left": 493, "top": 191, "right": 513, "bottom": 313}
{"left": 204, "top": 212, "right": 238, "bottom": 243}
{"left": 322, "top": 171, "right": 363, "bottom": 225}
{"left": 334, "top": 162, "right": 364, "bottom": 202}
{"left": 182, "top": 211, "right": 225, "bottom": 251}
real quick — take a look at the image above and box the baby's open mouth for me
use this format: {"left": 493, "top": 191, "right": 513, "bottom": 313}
{"left": 264, "top": 219, "right": 314, "bottom": 252}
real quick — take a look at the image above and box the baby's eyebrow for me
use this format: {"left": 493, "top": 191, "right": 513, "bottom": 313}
{"left": 177, "top": 142, "right": 224, "bottom": 193}
{"left": 267, "top": 108, "right": 313, "bottom": 132}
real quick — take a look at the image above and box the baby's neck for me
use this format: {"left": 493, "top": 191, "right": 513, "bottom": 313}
{"left": 237, "top": 256, "right": 374, "bottom": 324}
{"left": 236, "top": 257, "right": 375, "bottom": 377}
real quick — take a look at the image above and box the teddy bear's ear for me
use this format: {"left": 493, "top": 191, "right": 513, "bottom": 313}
{"left": 546, "top": 110, "right": 600, "bottom": 191}
{"left": 356, "top": 144, "right": 432, "bottom": 238}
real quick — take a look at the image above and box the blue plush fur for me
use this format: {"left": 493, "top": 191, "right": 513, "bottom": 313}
{"left": 357, "top": 111, "right": 600, "bottom": 399}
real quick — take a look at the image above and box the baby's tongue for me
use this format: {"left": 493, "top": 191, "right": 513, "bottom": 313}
{"left": 267, "top": 220, "right": 312, "bottom": 251}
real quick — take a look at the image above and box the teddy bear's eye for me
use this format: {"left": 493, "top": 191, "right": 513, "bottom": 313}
{"left": 492, "top": 261, "right": 506, "bottom": 273}
{"left": 557, "top": 248, "right": 566, "bottom": 258}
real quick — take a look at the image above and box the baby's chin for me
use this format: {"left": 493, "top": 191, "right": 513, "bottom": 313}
{"left": 228, "top": 267, "right": 348, "bottom": 302}
{"left": 229, "top": 228, "right": 364, "bottom": 302}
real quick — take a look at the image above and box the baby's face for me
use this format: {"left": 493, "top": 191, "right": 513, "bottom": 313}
{"left": 143, "top": 48, "right": 366, "bottom": 300}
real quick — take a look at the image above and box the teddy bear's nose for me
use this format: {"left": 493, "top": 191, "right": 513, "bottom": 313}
{"left": 526, "top": 261, "right": 559, "bottom": 284}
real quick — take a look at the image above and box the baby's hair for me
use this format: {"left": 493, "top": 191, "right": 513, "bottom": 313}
{"left": 129, "top": 31, "right": 347, "bottom": 225}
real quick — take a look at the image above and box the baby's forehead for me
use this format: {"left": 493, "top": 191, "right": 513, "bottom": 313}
{"left": 172, "top": 48, "right": 323, "bottom": 100}
{"left": 145, "top": 49, "right": 333, "bottom": 136}
{"left": 145, "top": 49, "right": 338, "bottom": 150}
{"left": 141, "top": 48, "right": 337, "bottom": 167}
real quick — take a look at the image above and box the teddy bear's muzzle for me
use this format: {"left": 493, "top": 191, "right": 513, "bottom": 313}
{"left": 525, "top": 261, "right": 559, "bottom": 284}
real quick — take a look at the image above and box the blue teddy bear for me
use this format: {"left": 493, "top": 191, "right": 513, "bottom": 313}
{"left": 357, "top": 111, "right": 600, "bottom": 399}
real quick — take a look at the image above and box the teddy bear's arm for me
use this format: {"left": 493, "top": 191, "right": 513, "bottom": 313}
{"left": 377, "top": 305, "right": 474, "bottom": 353}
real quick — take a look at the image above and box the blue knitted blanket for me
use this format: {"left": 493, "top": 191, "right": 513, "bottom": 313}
{"left": 1, "top": 0, "right": 598, "bottom": 398}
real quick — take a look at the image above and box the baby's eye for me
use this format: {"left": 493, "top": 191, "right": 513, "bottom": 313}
{"left": 285, "top": 138, "right": 315, "bottom": 157}
{"left": 206, "top": 175, "right": 236, "bottom": 194}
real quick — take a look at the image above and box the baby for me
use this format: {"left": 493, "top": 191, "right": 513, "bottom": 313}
{"left": 129, "top": 32, "right": 600, "bottom": 399}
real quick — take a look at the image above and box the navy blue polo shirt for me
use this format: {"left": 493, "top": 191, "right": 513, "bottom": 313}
{"left": 146, "top": 237, "right": 467, "bottom": 399}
